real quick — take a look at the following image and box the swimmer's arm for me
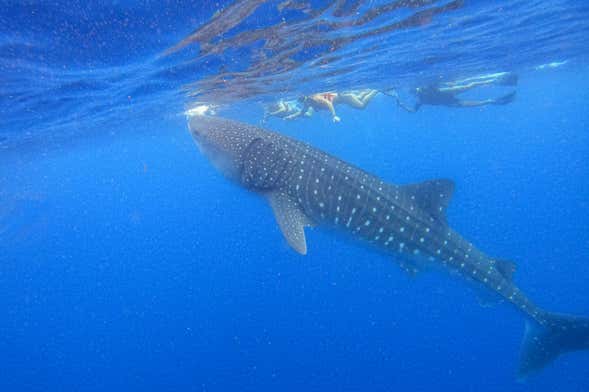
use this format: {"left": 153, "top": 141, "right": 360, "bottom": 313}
{"left": 326, "top": 101, "right": 337, "bottom": 118}
{"left": 284, "top": 103, "right": 309, "bottom": 120}
{"left": 313, "top": 96, "right": 337, "bottom": 118}
{"left": 268, "top": 102, "right": 286, "bottom": 115}
{"left": 284, "top": 111, "right": 303, "bottom": 120}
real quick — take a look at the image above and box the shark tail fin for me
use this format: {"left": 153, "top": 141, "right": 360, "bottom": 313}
{"left": 519, "top": 312, "right": 589, "bottom": 378}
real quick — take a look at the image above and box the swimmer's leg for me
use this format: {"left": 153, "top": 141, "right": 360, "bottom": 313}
{"left": 439, "top": 82, "right": 485, "bottom": 94}
{"left": 357, "top": 89, "right": 375, "bottom": 98}
{"left": 491, "top": 91, "right": 516, "bottom": 105}
{"left": 340, "top": 90, "right": 378, "bottom": 109}
{"left": 337, "top": 94, "right": 363, "bottom": 108}
{"left": 359, "top": 89, "right": 378, "bottom": 104}
{"left": 457, "top": 91, "right": 516, "bottom": 107}
{"left": 445, "top": 73, "right": 519, "bottom": 93}
{"left": 455, "top": 99, "right": 495, "bottom": 107}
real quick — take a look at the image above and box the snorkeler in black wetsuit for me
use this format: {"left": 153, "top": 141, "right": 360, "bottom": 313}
{"left": 392, "top": 72, "right": 518, "bottom": 112}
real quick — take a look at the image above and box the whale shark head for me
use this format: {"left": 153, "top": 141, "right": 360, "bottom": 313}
{"left": 188, "top": 115, "right": 265, "bottom": 182}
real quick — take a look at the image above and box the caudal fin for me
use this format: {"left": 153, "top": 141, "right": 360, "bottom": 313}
{"left": 519, "top": 312, "right": 589, "bottom": 377}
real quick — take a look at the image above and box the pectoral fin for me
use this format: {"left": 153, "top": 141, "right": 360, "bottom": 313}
{"left": 267, "top": 192, "right": 313, "bottom": 255}
{"left": 475, "top": 290, "right": 503, "bottom": 308}
{"left": 398, "top": 259, "right": 422, "bottom": 277}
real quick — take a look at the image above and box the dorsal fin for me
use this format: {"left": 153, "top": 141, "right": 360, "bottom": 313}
{"left": 400, "top": 179, "right": 455, "bottom": 223}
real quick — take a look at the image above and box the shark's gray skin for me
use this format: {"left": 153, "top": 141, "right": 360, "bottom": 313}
{"left": 189, "top": 115, "right": 589, "bottom": 377}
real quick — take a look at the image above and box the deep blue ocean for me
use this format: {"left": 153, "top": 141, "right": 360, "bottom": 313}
{"left": 1, "top": 1, "right": 588, "bottom": 391}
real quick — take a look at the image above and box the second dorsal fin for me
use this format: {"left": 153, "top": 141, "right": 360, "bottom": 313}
{"left": 400, "top": 179, "right": 455, "bottom": 224}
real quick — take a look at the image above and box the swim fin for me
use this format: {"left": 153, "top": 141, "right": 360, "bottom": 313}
{"left": 492, "top": 91, "right": 516, "bottom": 105}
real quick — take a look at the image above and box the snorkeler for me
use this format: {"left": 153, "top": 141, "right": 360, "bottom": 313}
{"left": 185, "top": 103, "right": 218, "bottom": 117}
{"left": 264, "top": 99, "right": 313, "bottom": 121}
{"left": 293, "top": 89, "right": 379, "bottom": 122}
{"left": 392, "top": 72, "right": 518, "bottom": 112}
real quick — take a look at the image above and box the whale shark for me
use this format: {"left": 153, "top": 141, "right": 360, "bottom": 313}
{"left": 188, "top": 115, "right": 588, "bottom": 377}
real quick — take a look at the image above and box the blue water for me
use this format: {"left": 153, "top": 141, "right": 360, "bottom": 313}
{"left": 1, "top": 1, "right": 588, "bottom": 391}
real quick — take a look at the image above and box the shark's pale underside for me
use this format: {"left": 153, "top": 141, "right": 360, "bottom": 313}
{"left": 189, "top": 115, "right": 588, "bottom": 377}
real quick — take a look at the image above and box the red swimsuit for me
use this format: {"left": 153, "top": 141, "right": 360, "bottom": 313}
{"left": 320, "top": 92, "right": 337, "bottom": 103}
